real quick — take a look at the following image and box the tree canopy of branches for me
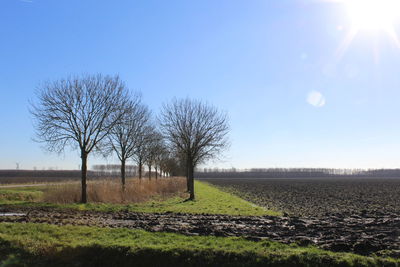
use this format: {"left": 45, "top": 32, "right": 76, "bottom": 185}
{"left": 160, "top": 98, "right": 229, "bottom": 200}
{"left": 160, "top": 156, "right": 182, "bottom": 177}
{"left": 154, "top": 141, "right": 169, "bottom": 178}
{"left": 106, "top": 95, "right": 150, "bottom": 187}
{"left": 132, "top": 124, "right": 153, "bottom": 179}
{"left": 30, "top": 74, "right": 129, "bottom": 203}
{"left": 144, "top": 130, "right": 165, "bottom": 179}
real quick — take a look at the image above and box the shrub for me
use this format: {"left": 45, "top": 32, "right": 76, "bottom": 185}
{"left": 42, "top": 177, "right": 186, "bottom": 204}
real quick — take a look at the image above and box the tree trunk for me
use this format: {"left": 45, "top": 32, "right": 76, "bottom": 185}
{"left": 188, "top": 161, "right": 195, "bottom": 200}
{"left": 81, "top": 150, "right": 88, "bottom": 204}
{"left": 138, "top": 160, "right": 142, "bottom": 179}
{"left": 186, "top": 159, "right": 190, "bottom": 192}
{"left": 155, "top": 166, "right": 158, "bottom": 179}
{"left": 148, "top": 165, "right": 151, "bottom": 180}
{"left": 121, "top": 158, "right": 126, "bottom": 190}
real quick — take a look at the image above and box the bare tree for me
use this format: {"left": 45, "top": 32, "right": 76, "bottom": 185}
{"left": 144, "top": 130, "right": 164, "bottom": 179}
{"left": 160, "top": 98, "right": 229, "bottom": 200}
{"left": 132, "top": 124, "right": 153, "bottom": 179}
{"left": 154, "top": 142, "right": 168, "bottom": 178}
{"left": 30, "top": 74, "right": 129, "bottom": 203}
{"left": 106, "top": 96, "right": 150, "bottom": 187}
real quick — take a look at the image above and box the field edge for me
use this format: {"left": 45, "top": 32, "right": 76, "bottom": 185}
{"left": 0, "top": 222, "right": 398, "bottom": 267}
{"left": 0, "top": 180, "right": 280, "bottom": 216}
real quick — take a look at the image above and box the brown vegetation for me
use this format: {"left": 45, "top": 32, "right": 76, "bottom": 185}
{"left": 42, "top": 177, "right": 186, "bottom": 204}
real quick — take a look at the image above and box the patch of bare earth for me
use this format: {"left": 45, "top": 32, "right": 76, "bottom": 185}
{"left": 0, "top": 206, "right": 399, "bottom": 256}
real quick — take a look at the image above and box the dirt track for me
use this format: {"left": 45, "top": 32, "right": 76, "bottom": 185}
{"left": 0, "top": 206, "right": 399, "bottom": 256}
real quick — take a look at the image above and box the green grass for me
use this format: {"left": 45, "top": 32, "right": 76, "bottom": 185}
{"left": 0, "top": 181, "right": 280, "bottom": 216}
{"left": 0, "top": 188, "right": 43, "bottom": 204}
{"left": 0, "top": 223, "right": 398, "bottom": 267}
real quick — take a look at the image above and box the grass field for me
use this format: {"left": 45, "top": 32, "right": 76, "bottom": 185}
{"left": 0, "top": 223, "right": 398, "bottom": 267}
{"left": 0, "top": 181, "right": 279, "bottom": 216}
{"left": 0, "top": 187, "right": 44, "bottom": 203}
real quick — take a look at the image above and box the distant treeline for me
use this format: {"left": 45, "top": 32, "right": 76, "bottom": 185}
{"left": 195, "top": 168, "right": 400, "bottom": 178}
{"left": 2, "top": 167, "right": 400, "bottom": 184}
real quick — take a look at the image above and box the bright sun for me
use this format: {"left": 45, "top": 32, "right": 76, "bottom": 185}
{"left": 336, "top": 0, "right": 400, "bottom": 57}
{"left": 345, "top": 0, "right": 400, "bottom": 31}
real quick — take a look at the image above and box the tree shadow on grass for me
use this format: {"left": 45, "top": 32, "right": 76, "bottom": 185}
{"left": 182, "top": 198, "right": 196, "bottom": 203}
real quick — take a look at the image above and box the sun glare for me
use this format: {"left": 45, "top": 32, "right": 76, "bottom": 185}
{"left": 336, "top": 0, "right": 400, "bottom": 57}
{"left": 346, "top": 0, "right": 400, "bottom": 31}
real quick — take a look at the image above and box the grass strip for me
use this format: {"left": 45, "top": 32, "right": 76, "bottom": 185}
{"left": 0, "top": 181, "right": 280, "bottom": 216}
{"left": 0, "top": 223, "right": 398, "bottom": 267}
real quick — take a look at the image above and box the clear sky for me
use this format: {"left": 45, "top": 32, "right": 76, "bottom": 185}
{"left": 1, "top": 0, "right": 400, "bottom": 170}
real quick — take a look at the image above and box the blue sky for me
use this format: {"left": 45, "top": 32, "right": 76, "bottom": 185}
{"left": 1, "top": 0, "right": 400, "bottom": 170}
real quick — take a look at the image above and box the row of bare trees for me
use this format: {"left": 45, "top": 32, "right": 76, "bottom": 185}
{"left": 31, "top": 74, "right": 229, "bottom": 203}
{"left": 103, "top": 93, "right": 171, "bottom": 186}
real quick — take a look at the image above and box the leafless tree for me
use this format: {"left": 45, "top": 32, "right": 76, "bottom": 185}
{"left": 159, "top": 98, "right": 229, "bottom": 200}
{"left": 30, "top": 74, "right": 129, "bottom": 203}
{"left": 132, "top": 124, "right": 153, "bottom": 179}
{"left": 154, "top": 143, "right": 169, "bottom": 178}
{"left": 160, "top": 156, "right": 180, "bottom": 177}
{"left": 144, "top": 130, "right": 164, "bottom": 179}
{"left": 105, "top": 95, "right": 150, "bottom": 187}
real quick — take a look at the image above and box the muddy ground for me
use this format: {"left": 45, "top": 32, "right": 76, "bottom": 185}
{"left": 0, "top": 206, "right": 399, "bottom": 257}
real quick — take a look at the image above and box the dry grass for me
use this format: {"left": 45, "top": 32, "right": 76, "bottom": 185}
{"left": 42, "top": 177, "right": 187, "bottom": 204}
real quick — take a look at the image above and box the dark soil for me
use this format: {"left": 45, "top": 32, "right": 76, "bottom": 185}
{"left": 0, "top": 206, "right": 399, "bottom": 256}
{"left": 200, "top": 177, "right": 400, "bottom": 217}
